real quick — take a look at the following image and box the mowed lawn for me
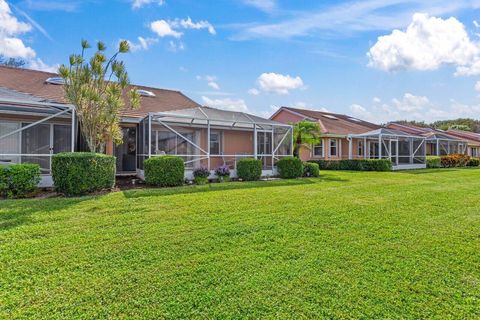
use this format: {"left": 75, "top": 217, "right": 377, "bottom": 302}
{"left": 1, "top": 169, "right": 480, "bottom": 319}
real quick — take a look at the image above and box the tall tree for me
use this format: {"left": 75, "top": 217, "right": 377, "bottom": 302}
{"left": 293, "top": 120, "right": 321, "bottom": 157}
{"left": 0, "top": 55, "right": 26, "bottom": 68}
{"left": 59, "top": 40, "right": 140, "bottom": 153}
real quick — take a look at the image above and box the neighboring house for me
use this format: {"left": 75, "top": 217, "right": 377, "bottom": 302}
{"left": 386, "top": 122, "right": 468, "bottom": 156}
{"left": 271, "top": 107, "right": 428, "bottom": 170}
{"left": 445, "top": 129, "right": 480, "bottom": 157}
{"left": 0, "top": 66, "right": 292, "bottom": 186}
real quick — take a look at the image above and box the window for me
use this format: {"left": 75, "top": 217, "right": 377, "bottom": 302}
{"left": 210, "top": 131, "right": 222, "bottom": 155}
{"left": 313, "top": 140, "right": 323, "bottom": 157}
{"left": 0, "top": 121, "right": 20, "bottom": 164}
{"left": 357, "top": 140, "right": 363, "bottom": 156}
{"left": 329, "top": 139, "right": 338, "bottom": 157}
{"left": 257, "top": 131, "right": 272, "bottom": 155}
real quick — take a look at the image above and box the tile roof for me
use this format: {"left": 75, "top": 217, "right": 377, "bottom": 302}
{"left": 387, "top": 122, "right": 465, "bottom": 142}
{"left": 0, "top": 66, "right": 200, "bottom": 118}
{"left": 446, "top": 129, "right": 480, "bottom": 145}
{"left": 278, "top": 107, "right": 380, "bottom": 135}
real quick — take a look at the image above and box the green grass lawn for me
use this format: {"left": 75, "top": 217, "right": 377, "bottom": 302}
{"left": 1, "top": 169, "right": 480, "bottom": 319}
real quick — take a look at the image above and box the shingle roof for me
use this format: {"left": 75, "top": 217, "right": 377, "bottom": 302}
{"left": 446, "top": 129, "right": 480, "bottom": 145}
{"left": 278, "top": 107, "right": 380, "bottom": 135}
{"left": 0, "top": 66, "right": 200, "bottom": 118}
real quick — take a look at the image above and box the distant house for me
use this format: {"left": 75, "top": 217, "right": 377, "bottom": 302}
{"left": 271, "top": 107, "right": 428, "bottom": 170}
{"left": 445, "top": 129, "right": 480, "bottom": 157}
{"left": 386, "top": 122, "right": 468, "bottom": 156}
{"left": 0, "top": 67, "right": 292, "bottom": 186}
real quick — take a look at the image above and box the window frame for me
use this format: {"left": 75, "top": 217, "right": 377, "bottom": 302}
{"left": 313, "top": 139, "right": 324, "bottom": 157}
{"left": 329, "top": 138, "right": 338, "bottom": 157}
{"left": 357, "top": 140, "right": 363, "bottom": 157}
{"left": 210, "top": 130, "right": 223, "bottom": 155}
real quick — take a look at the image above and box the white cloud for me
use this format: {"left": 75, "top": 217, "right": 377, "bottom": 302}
{"left": 475, "top": 81, "right": 480, "bottom": 92}
{"left": 168, "top": 40, "right": 185, "bottom": 52}
{"left": 29, "top": 58, "right": 58, "bottom": 73}
{"left": 132, "top": 0, "right": 165, "bottom": 9}
{"left": 197, "top": 75, "right": 220, "bottom": 90}
{"left": 128, "top": 36, "right": 158, "bottom": 51}
{"left": 170, "top": 17, "right": 216, "bottom": 35}
{"left": 0, "top": 0, "right": 35, "bottom": 58}
{"left": 255, "top": 72, "right": 304, "bottom": 95}
{"left": 150, "top": 20, "right": 182, "bottom": 38}
{"left": 368, "top": 13, "right": 480, "bottom": 74}
{"left": 248, "top": 88, "right": 260, "bottom": 95}
{"left": 202, "top": 96, "right": 249, "bottom": 112}
{"left": 242, "top": 0, "right": 276, "bottom": 12}
{"left": 373, "top": 97, "right": 381, "bottom": 103}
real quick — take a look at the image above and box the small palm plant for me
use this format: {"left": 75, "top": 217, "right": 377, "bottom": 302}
{"left": 293, "top": 120, "right": 321, "bottom": 158}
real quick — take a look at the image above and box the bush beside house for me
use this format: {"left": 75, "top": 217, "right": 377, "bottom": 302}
{"left": 311, "top": 159, "right": 392, "bottom": 172}
{"left": 467, "top": 158, "right": 480, "bottom": 167}
{"left": 144, "top": 156, "right": 184, "bottom": 187}
{"left": 52, "top": 152, "right": 116, "bottom": 196}
{"left": 426, "top": 156, "right": 442, "bottom": 168}
{"left": 0, "top": 164, "right": 40, "bottom": 199}
{"left": 193, "top": 167, "right": 210, "bottom": 185}
{"left": 440, "top": 154, "right": 470, "bottom": 168}
{"left": 276, "top": 157, "right": 303, "bottom": 179}
{"left": 237, "top": 158, "right": 262, "bottom": 181}
{"left": 303, "top": 162, "right": 320, "bottom": 177}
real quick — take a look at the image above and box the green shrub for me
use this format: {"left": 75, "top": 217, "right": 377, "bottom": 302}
{"left": 440, "top": 154, "right": 470, "bottom": 168}
{"left": 303, "top": 162, "right": 320, "bottom": 177}
{"left": 276, "top": 157, "right": 303, "bottom": 179}
{"left": 310, "top": 159, "right": 392, "bottom": 172}
{"left": 467, "top": 157, "right": 480, "bottom": 167}
{"left": 144, "top": 156, "right": 184, "bottom": 187}
{"left": 426, "top": 156, "right": 442, "bottom": 168}
{"left": 52, "top": 152, "right": 116, "bottom": 196}
{"left": 193, "top": 167, "right": 210, "bottom": 185}
{"left": 0, "top": 163, "right": 41, "bottom": 198}
{"left": 237, "top": 158, "right": 262, "bottom": 181}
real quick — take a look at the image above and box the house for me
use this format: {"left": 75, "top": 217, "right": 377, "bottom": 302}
{"left": 271, "top": 106, "right": 428, "bottom": 170}
{"left": 386, "top": 122, "right": 468, "bottom": 156}
{"left": 0, "top": 66, "right": 292, "bottom": 186}
{"left": 445, "top": 129, "right": 480, "bottom": 157}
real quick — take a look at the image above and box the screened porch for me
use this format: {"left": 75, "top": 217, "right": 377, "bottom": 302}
{"left": 423, "top": 132, "right": 468, "bottom": 156}
{"left": 0, "top": 91, "right": 75, "bottom": 185}
{"left": 348, "top": 128, "right": 427, "bottom": 170}
{"left": 137, "top": 107, "right": 293, "bottom": 178}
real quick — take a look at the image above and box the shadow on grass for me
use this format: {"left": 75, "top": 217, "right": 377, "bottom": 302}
{"left": 123, "top": 175, "right": 349, "bottom": 199}
{"left": 0, "top": 198, "right": 87, "bottom": 231}
{"left": 395, "top": 168, "right": 461, "bottom": 175}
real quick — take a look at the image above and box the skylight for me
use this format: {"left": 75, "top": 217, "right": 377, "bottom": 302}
{"left": 348, "top": 117, "right": 362, "bottom": 122}
{"left": 45, "top": 77, "right": 65, "bottom": 85}
{"left": 138, "top": 89, "right": 156, "bottom": 97}
{"left": 322, "top": 114, "right": 338, "bottom": 120}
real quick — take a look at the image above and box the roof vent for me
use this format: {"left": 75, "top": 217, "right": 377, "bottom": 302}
{"left": 45, "top": 77, "right": 65, "bottom": 85}
{"left": 138, "top": 89, "right": 156, "bottom": 97}
{"left": 322, "top": 114, "right": 338, "bottom": 120}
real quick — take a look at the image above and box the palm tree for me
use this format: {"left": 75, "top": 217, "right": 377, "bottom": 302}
{"left": 293, "top": 120, "right": 321, "bottom": 158}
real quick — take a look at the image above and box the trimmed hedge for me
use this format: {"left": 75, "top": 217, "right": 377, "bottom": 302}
{"left": 237, "top": 158, "right": 262, "bottom": 181}
{"left": 52, "top": 152, "right": 116, "bottom": 196}
{"left": 467, "top": 157, "right": 480, "bottom": 167}
{"left": 0, "top": 163, "right": 40, "bottom": 199}
{"left": 440, "top": 154, "right": 470, "bottom": 168}
{"left": 426, "top": 156, "right": 442, "bottom": 168}
{"left": 144, "top": 156, "right": 184, "bottom": 187}
{"left": 276, "top": 157, "right": 303, "bottom": 179}
{"left": 303, "top": 162, "right": 320, "bottom": 177}
{"left": 311, "top": 159, "right": 392, "bottom": 171}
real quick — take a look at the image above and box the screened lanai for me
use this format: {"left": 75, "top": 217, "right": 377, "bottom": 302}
{"left": 423, "top": 132, "right": 468, "bottom": 156}
{"left": 137, "top": 107, "right": 293, "bottom": 177}
{"left": 348, "top": 128, "right": 427, "bottom": 170}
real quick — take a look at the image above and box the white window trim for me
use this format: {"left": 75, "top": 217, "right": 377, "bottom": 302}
{"left": 313, "top": 139, "right": 324, "bottom": 157}
{"left": 329, "top": 138, "right": 338, "bottom": 157}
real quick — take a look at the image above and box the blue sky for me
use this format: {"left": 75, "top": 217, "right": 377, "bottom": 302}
{"left": 3, "top": 0, "right": 480, "bottom": 123}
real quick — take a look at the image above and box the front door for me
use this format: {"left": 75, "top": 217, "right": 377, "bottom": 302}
{"left": 115, "top": 127, "right": 137, "bottom": 173}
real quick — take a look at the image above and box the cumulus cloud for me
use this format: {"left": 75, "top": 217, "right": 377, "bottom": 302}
{"left": 128, "top": 36, "right": 158, "bottom": 51}
{"left": 29, "top": 58, "right": 58, "bottom": 72}
{"left": 197, "top": 75, "right": 220, "bottom": 90}
{"left": 0, "top": 0, "right": 35, "bottom": 58}
{"left": 150, "top": 17, "right": 215, "bottom": 39}
{"left": 132, "top": 0, "right": 165, "bottom": 9}
{"left": 253, "top": 72, "right": 304, "bottom": 95}
{"left": 248, "top": 88, "right": 260, "bottom": 95}
{"left": 150, "top": 20, "right": 182, "bottom": 38}
{"left": 202, "top": 96, "right": 249, "bottom": 112}
{"left": 368, "top": 13, "right": 480, "bottom": 75}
